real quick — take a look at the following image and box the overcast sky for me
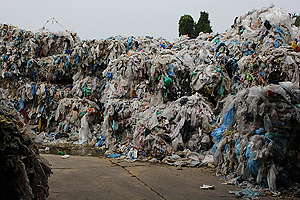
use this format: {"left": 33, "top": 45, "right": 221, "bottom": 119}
{"left": 1, "top": 0, "right": 299, "bottom": 41}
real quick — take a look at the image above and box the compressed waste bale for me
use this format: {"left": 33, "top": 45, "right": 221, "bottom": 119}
{"left": 211, "top": 82, "right": 300, "bottom": 193}
{"left": 97, "top": 93, "right": 214, "bottom": 164}
{"left": 0, "top": 89, "right": 52, "bottom": 200}
{"left": 135, "top": 93, "right": 214, "bottom": 154}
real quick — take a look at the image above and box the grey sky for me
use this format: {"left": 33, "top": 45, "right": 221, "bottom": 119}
{"left": 1, "top": 0, "right": 299, "bottom": 41}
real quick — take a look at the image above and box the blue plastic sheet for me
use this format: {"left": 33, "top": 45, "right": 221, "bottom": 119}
{"left": 211, "top": 107, "right": 235, "bottom": 152}
{"left": 106, "top": 72, "right": 113, "bottom": 79}
{"left": 245, "top": 145, "right": 261, "bottom": 177}
{"left": 95, "top": 136, "right": 106, "bottom": 147}
{"left": 16, "top": 99, "right": 25, "bottom": 111}
{"left": 27, "top": 60, "right": 34, "bottom": 68}
{"left": 230, "top": 188, "right": 261, "bottom": 198}
{"left": 31, "top": 83, "right": 37, "bottom": 96}
{"left": 254, "top": 128, "right": 265, "bottom": 135}
{"left": 74, "top": 54, "right": 80, "bottom": 64}
{"left": 112, "top": 120, "right": 119, "bottom": 131}
{"left": 106, "top": 153, "right": 121, "bottom": 158}
{"left": 274, "top": 40, "right": 280, "bottom": 48}
{"left": 234, "top": 138, "right": 241, "bottom": 157}
{"left": 126, "top": 36, "right": 134, "bottom": 50}
{"left": 167, "top": 64, "right": 175, "bottom": 76}
{"left": 160, "top": 43, "right": 167, "bottom": 49}
{"left": 2, "top": 55, "right": 8, "bottom": 61}
{"left": 211, "top": 108, "right": 235, "bottom": 142}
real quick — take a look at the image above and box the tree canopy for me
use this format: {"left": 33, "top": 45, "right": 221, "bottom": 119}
{"left": 178, "top": 15, "right": 195, "bottom": 38}
{"left": 178, "top": 11, "right": 213, "bottom": 38}
{"left": 195, "top": 11, "right": 213, "bottom": 37}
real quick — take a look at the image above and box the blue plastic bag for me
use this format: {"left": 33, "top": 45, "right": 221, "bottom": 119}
{"left": 211, "top": 108, "right": 235, "bottom": 152}
{"left": 167, "top": 64, "right": 175, "bottom": 76}
{"left": 126, "top": 36, "right": 134, "bottom": 50}
{"left": 106, "top": 72, "right": 113, "bottom": 79}
{"left": 95, "top": 136, "right": 106, "bottom": 147}
{"left": 107, "top": 153, "right": 121, "bottom": 158}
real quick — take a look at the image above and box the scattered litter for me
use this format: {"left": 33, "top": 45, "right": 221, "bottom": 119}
{"left": 61, "top": 155, "right": 70, "bottom": 159}
{"left": 200, "top": 184, "right": 215, "bottom": 190}
{"left": 106, "top": 153, "right": 122, "bottom": 158}
{"left": 58, "top": 151, "right": 65, "bottom": 156}
{"left": 229, "top": 188, "right": 261, "bottom": 198}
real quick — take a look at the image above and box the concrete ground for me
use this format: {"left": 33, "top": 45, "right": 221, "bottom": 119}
{"left": 44, "top": 154, "right": 240, "bottom": 200}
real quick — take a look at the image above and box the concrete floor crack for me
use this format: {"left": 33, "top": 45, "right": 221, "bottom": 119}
{"left": 109, "top": 160, "right": 168, "bottom": 200}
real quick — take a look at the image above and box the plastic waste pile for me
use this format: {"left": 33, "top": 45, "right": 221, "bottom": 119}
{"left": 0, "top": 24, "right": 79, "bottom": 78}
{"left": 102, "top": 49, "right": 192, "bottom": 102}
{"left": 23, "top": 38, "right": 126, "bottom": 83}
{"left": 223, "top": 7, "right": 300, "bottom": 92}
{"left": 212, "top": 83, "right": 300, "bottom": 194}
{"left": 174, "top": 6, "right": 300, "bottom": 103}
{"left": 0, "top": 5, "right": 299, "bottom": 195}
{"left": 0, "top": 89, "right": 52, "bottom": 200}
{"left": 99, "top": 94, "right": 214, "bottom": 164}
{"left": 0, "top": 24, "right": 126, "bottom": 83}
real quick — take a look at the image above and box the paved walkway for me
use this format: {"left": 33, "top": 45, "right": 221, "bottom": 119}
{"left": 44, "top": 154, "right": 238, "bottom": 200}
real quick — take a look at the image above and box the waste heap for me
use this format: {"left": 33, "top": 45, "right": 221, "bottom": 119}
{"left": 0, "top": 5, "right": 299, "bottom": 195}
{"left": 99, "top": 93, "right": 214, "bottom": 166}
{"left": 212, "top": 83, "right": 300, "bottom": 194}
{"left": 0, "top": 89, "right": 52, "bottom": 200}
{"left": 175, "top": 6, "right": 300, "bottom": 103}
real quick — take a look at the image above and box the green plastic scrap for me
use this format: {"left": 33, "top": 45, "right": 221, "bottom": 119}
{"left": 192, "top": 72, "right": 197, "bottom": 76}
{"left": 58, "top": 151, "right": 65, "bottom": 155}
{"left": 82, "top": 83, "right": 92, "bottom": 97}
{"left": 218, "top": 85, "right": 225, "bottom": 96}
{"left": 214, "top": 66, "right": 222, "bottom": 73}
{"left": 163, "top": 76, "right": 172, "bottom": 87}
{"left": 213, "top": 38, "right": 221, "bottom": 45}
{"left": 245, "top": 73, "right": 253, "bottom": 81}
{"left": 217, "top": 76, "right": 226, "bottom": 96}
{"left": 112, "top": 120, "right": 119, "bottom": 131}
{"left": 79, "top": 111, "right": 87, "bottom": 117}
{"left": 156, "top": 111, "right": 162, "bottom": 115}
{"left": 144, "top": 128, "right": 151, "bottom": 137}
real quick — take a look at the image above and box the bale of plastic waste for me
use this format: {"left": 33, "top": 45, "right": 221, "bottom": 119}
{"left": 117, "top": 93, "right": 215, "bottom": 162}
{"left": 0, "top": 89, "right": 52, "bottom": 200}
{"left": 211, "top": 82, "right": 300, "bottom": 193}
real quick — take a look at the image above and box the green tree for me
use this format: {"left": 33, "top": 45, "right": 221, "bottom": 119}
{"left": 195, "top": 11, "right": 213, "bottom": 37}
{"left": 179, "top": 15, "right": 195, "bottom": 38}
